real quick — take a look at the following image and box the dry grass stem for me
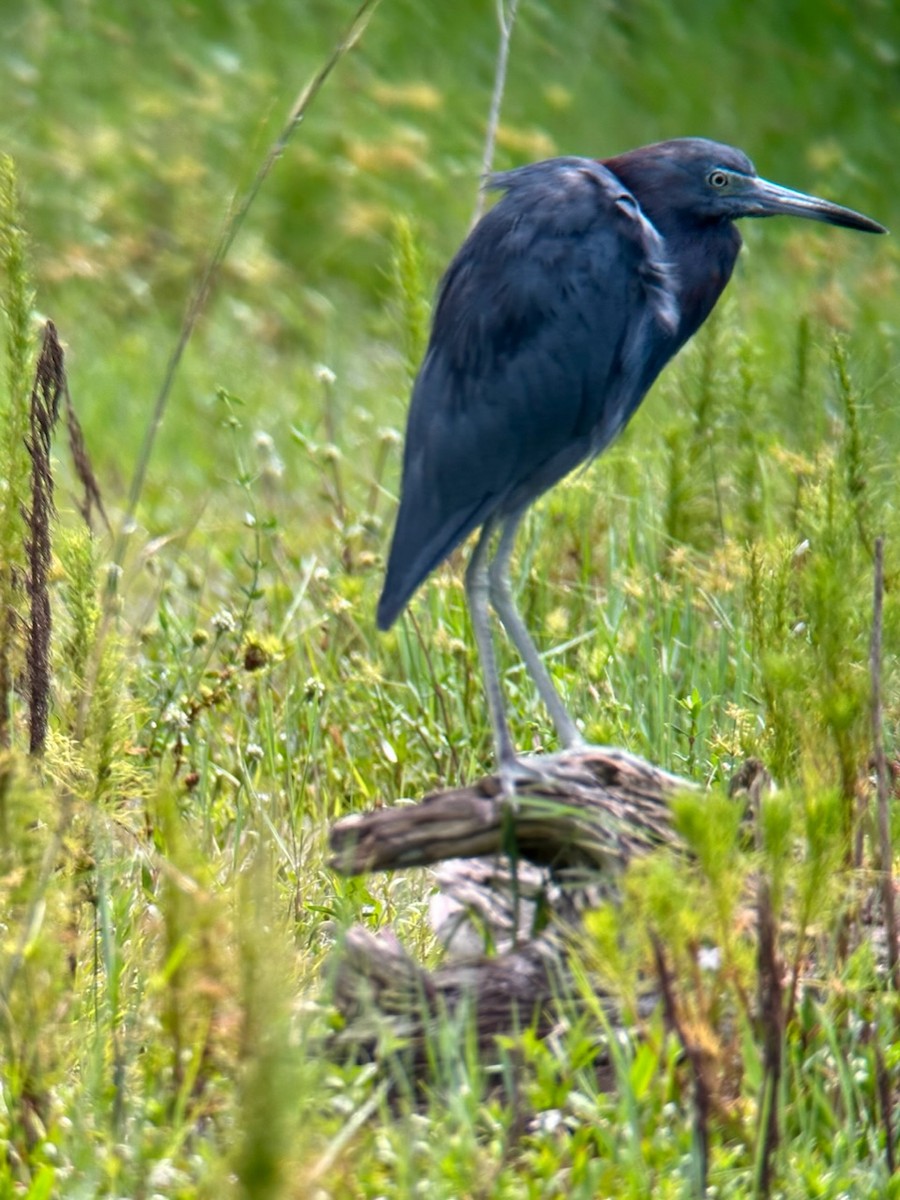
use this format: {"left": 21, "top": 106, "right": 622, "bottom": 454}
{"left": 25, "top": 321, "right": 64, "bottom": 754}
{"left": 472, "top": 0, "right": 521, "bottom": 226}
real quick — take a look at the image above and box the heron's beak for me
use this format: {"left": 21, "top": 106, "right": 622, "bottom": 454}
{"left": 747, "top": 177, "right": 887, "bottom": 234}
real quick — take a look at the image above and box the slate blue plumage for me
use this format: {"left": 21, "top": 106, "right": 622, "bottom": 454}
{"left": 378, "top": 137, "right": 884, "bottom": 770}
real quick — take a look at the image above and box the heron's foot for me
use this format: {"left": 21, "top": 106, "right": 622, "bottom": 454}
{"left": 498, "top": 739, "right": 689, "bottom": 801}
{"left": 497, "top": 744, "right": 587, "bottom": 799}
{"left": 554, "top": 718, "right": 586, "bottom": 752}
{"left": 497, "top": 753, "right": 544, "bottom": 797}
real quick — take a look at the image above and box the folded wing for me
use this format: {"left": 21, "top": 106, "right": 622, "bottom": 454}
{"left": 377, "top": 156, "right": 677, "bottom": 630}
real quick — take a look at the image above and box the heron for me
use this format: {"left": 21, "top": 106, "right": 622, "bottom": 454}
{"left": 377, "top": 138, "right": 885, "bottom": 774}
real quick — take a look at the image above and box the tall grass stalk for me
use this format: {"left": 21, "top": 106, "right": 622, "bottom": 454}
{"left": 0, "top": 156, "right": 34, "bottom": 748}
{"left": 472, "top": 0, "right": 521, "bottom": 225}
{"left": 390, "top": 215, "right": 429, "bottom": 383}
{"left": 117, "top": 0, "right": 381, "bottom": 559}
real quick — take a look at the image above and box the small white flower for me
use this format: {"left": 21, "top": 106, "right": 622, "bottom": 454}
{"left": 698, "top": 945, "right": 721, "bottom": 972}
{"left": 211, "top": 608, "right": 236, "bottom": 634}
{"left": 162, "top": 703, "right": 189, "bottom": 730}
{"left": 148, "top": 1159, "right": 187, "bottom": 1190}
{"left": 254, "top": 431, "right": 285, "bottom": 479}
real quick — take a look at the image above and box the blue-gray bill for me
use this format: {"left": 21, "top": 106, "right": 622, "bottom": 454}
{"left": 736, "top": 176, "right": 886, "bottom": 233}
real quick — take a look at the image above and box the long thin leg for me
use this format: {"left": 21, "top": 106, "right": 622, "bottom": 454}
{"left": 488, "top": 508, "right": 584, "bottom": 749}
{"left": 465, "top": 516, "right": 518, "bottom": 768}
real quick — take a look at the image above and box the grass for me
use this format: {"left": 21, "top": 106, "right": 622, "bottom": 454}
{"left": 0, "top": 0, "right": 899, "bottom": 1195}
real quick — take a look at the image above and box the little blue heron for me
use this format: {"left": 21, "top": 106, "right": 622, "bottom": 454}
{"left": 377, "top": 138, "right": 885, "bottom": 773}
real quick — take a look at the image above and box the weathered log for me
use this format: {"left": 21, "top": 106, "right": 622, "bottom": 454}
{"left": 328, "top": 925, "right": 566, "bottom": 1064}
{"left": 325, "top": 746, "right": 896, "bottom": 1114}
{"left": 330, "top": 745, "right": 692, "bottom": 878}
{"left": 326, "top": 747, "right": 692, "bottom": 1065}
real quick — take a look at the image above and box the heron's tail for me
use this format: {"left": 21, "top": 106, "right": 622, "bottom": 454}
{"left": 376, "top": 497, "right": 491, "bottom": 630}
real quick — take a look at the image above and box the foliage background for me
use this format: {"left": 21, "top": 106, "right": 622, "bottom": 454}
{"left": 0, "top": 0, "right": 899, "bottom": 1196}
{"left": 4, "top": 0, "right": 899, "bottom": 506}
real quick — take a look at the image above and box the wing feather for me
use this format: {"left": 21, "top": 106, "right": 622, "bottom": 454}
{"left": 377, "top": 157, "right": 677, "bottom": 629}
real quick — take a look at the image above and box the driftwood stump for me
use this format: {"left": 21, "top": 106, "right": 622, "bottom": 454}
{"left": 327, "top": 746, "right": 698, "bottom": 1065}
{"left": 331, "top": 746, "right": 689, "bottom": 877}
{"left": 326, "top": 743, "right": 897, "bottom": 1195}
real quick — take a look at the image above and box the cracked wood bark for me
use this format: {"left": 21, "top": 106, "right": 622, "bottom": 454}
{"left": 327, "top": 746, "right": 692, "bottom": 1062}
{"left": 330, "top": 746, "right": 691, "bottom": 877}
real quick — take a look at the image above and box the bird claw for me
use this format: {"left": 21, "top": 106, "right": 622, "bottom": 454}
{"left": 498, "top": 755, "right": 544, "bottom": 797}
{"left": 497, "top": 748, "right": 583, "bottom": 798}
{"left": 496, "top": 741, "right": 694, "bottom": 802}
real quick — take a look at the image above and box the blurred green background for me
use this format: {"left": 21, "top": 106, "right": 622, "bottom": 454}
{"left": 1, "top": 9, "right": 898, "bottom": 1190}
{"left": 2, "top": 0, "right": 898, "bottom": 534}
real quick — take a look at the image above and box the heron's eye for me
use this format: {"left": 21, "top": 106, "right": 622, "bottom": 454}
{"left": 708, "top": 170, "right": 729, "bottom": 189}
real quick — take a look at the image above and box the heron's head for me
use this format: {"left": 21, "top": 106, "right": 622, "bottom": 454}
{"left": 605, "top": 137, "right": 886, "bottom": 236}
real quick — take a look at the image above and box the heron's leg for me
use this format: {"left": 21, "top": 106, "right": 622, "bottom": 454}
{"left": 488, "top": 509, "right": 584, "bottom": 750}
{"left": 465, "top": 517, "right": 518, "bottom": 768}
